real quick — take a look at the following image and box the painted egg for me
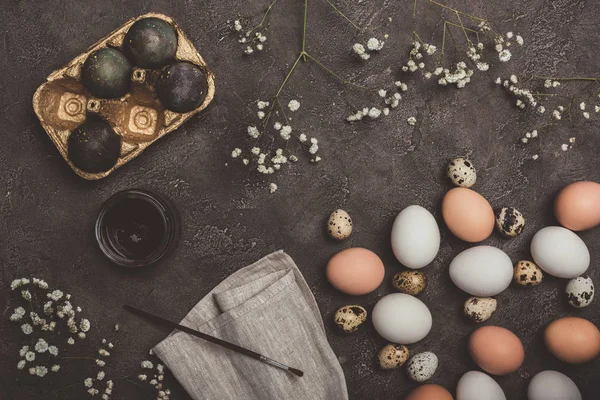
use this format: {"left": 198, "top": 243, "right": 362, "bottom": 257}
{"left": 464, "top": 297, "right": 497, "bottom": 323}
{"left": 406, "top": 352, "right": 438, "bottom": 382}
{"left": 447, "top": 157, "right": 477, "bottom": 188}
{"left": 372, "top": 293, "right": 432, "bottom": 344}
{"left": 326, "top": 248, "right": 385, "bottom": 295}
{"left": 565, "top": 275, "right": 594, "bottom": 308}
{"left": 405, "top": 384, "right": 453, "bottom": 400}
{"left": 456, "top": 371, "right": 506, "bottom": 400}
{"left": 495, "top": 207, "right": 525, "bottom": 237}
{"left": 442, "top": 188, "right": 494, "bottom": 242}
{"left": 391, "top": 205, "right": 440, "bottom": 269}
{"left": 334, "top": 305, "right": 367, "bottom": 333}
{"left": 513, "top": 260, "right": 543, "bottom": 287}
{"left": 530, "top": 226, "right": 590, "bottom": 278}
{"left": 469, "top": 326, "right": 524, "bottom": 375}
{"left": 554, "top": 181, "right": 600, "bottom": 231}
{"left": 392, "top": 271, "right": 427, "bottom": 296}
{"left": 378, "top": 344, "right": 409, "bottom": 369}
{"left": 449, "top": 246, "right": 513, "bottom": 296}
{"left": 527, "top": 370, "right": 581, "bottom": 400}
{"left": 544, "top": 317, "right": 600, "bottom": 364}
{"left": 327, "top": 209, "right": 353, "bottom": 240}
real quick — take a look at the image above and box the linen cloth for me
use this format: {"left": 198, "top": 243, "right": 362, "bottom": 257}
{"left": 153, "top": 250, "right": 348, "bottom": 400}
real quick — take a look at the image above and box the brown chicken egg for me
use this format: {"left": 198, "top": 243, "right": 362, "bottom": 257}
{"left": 442, "top": 188, "right": 495, "bottom": 242}
{"left": 554, "top": 181, "right": 600, "bottom": 231}
{"left": 469, "top": 326, "right": 524, "bottom": 375}
{"left": 405, "top": 384, "right": 454, "bottom": 400}
{"left": 544, "top": 317, "right": 600, "bottom": 364}
{"left": 326, "top": 248, "right": 385, "bottom": 295}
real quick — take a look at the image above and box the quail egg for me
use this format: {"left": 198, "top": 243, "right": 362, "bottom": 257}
{"left": 327, "top": 209, "right": 353, "bottom": 240}
{"left": 334, "top": 305, "right": 367, "bottom": 333}
{"left": 565, "top": 275, "right": 594, "bottom": 308}
{"left": 464, "top": 297, "right": 497, "bottom": 323}
{"left": 392, "top": 271, "right": 427, "bottom": 296}
{"left": 513, "top": 260, "right": 543, "bottom": 287}
{"left": 378, "top": 344, "right": 409, "bottom": 369}
{"left": 447, "top": 157, "right": 477, "bottom": 188}
{"left": 496, "top": 207, "right": 525, "bottom": 237}
{"left": 406, "top": 352, "right": 438, "bottom": 382}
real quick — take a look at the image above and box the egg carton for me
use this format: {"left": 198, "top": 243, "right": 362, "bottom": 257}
{"left": 32, "top": 12, "right": 215, "bottom": 180}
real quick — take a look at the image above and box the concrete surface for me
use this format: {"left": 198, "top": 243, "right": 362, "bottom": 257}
{"left": 1, "top": 0, "right": 599, "bottom": 399}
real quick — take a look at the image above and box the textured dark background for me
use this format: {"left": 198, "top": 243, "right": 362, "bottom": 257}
{"left": 1, "top": 0, "right": 599, "bottom": 399}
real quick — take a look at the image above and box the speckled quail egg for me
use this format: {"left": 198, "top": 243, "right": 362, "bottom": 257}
{"left": 327, "top": 209, "right": 353, "bottom": 240}
{"left": 496, "top": 207, "right": 525, "bottom": 237}
{"left": 334, "top": 305, "right": 367, "bottom": 333}
{"left": 447, "top": 158, "right": 477, "bottom": 188}
{"left": 392, "top": 271, "right": 427, "bottom": 296}
{"left": 378, "top": 344, "right": 410, "bottom": 369}
{"left": 464, "top": 297, "right": 497, "bottom": 323}
{"left": 513, "top": 260, "right": 543, "bottom": 287}
{"left": 406, "top": 352, "right": 438, "bottom": 382}
{"left": 565, "top": 275, "right": 594, "bottom": 308}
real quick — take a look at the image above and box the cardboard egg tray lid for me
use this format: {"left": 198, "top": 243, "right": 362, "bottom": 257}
{"left": 33, "top": 12, "right": 215, "bottom": 180}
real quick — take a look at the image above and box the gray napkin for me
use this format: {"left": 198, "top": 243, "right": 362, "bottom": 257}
{"left": 153, "top": 250, "right": 348, "bottom": 400}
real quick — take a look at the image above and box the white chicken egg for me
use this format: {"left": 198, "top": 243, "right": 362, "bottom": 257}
{"left": 530, "top": 226, "right": 590, "bottom": 279}
{"left": 456, "top": 371, "right": 506, "bottom": 400}
{"left": 449, "top": 246, "right": 513, "bottom": 296}
{"left": 391, "top": 205, "right": 440, "bottom": 269}
{"left": 372, "top": 293, "right": 432, "bottom": 344}
{"left": 527, "top": 370, "right": 581, "bottom": 400}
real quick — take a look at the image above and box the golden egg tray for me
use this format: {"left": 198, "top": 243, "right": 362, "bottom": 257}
{"left": 33, "top": 12, "right": 215, "bottom": 180}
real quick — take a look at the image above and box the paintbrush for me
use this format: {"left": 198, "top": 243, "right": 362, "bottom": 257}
{"left": 123, "top": 304, "right": 304, "bottom": 378}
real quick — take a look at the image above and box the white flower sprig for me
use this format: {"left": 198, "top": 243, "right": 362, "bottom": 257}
{"left": 9, "top": 277, "right": 90, "bottom": 378}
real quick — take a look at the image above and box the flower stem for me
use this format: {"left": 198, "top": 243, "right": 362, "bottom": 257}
{"left": 326, "top": 0, "right": 372, "bottom": 31}
{"left": 533, "top": 76, "right": 599, "bottom": 81}
{"left": 305, "top": 53, "right": 367, "bottom": 89}
{"left": 428, "top": 0, "right": 488, "bottom": 21}
{"left": 302, "top": 0, "right": 308, "bottom": 61}
{"left": 247, "top": 0, "right": 280, "bottom": 35}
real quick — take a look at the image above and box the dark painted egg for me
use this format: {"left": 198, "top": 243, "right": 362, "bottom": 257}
{"left": 124, "top": 17, "right": 178, "bottom": 68}
{"left": 68, "top": 117, "right": 121, "bottom": 173}
{"left": 156, "top": 61, "right": 208, "bottom": 113}
{"left": 81, "top": 48, "right": 132, "bottom": 99}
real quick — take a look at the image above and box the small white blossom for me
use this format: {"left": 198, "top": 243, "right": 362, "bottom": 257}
{"left": 138, "top": 374, "right": 148, "bottom": 381}
{"left": 141, "top": 360, "right": 154, "bottom": 369}
{"left": 247, "top": 126, "right": 259, "bottom": 138}
{"left": 11, "top": 278, "right": 30, "bottom": 290}
{"left": 35, "top": 339, "right": 48, "bottom": 353}
{"left": 499, "top": 49, "right": 512, "bottom": 62}
{"left": 532, "top": 154, "right": 539, "bottom": 160}
{"left": 25, "top": 351, "right": 36, "bottom": 362}
{"left": 269, "top": 183, "right": 278, "bottom": 193}
{"left": 256, "top": 44, "right": 264, "bottom": 51}
{"left": 495, "top": 77, "right": 502, "bottom": 84}
{"left": 244, "top": 46, "right": 254, "bottom": 55}
{"left": 407, "top": 117, "right": 417, "bottom": 126}
{"left": 538, "top": 106, "right": 545, "bottom": 114}
{"left": 383, "top": 108, "right": 390, "bottom": 116}
{"left": 21, "top": 290, "right": 32, "bottom": 301}
{"left": 32, "top": 278, "right": 48, "bottom": 289}
{"left": 257, "top": 101, "right": 269, "bottom": 109}
{"left": 88, "top": 388, "right": 99, "bottom": 395}
{"left": 47, "top": 290, "right": 63, "bottom": 301}
{"left": 48, "top": 346, "right": 58, "bottom": 356}
{"left": 242, "top": 158, "right": 249, "bottom": 165}
{"left": 352, "top": 43, "right": 366, "bottom": 56}
{"left": 561, "top": 143, "right": 569, "bottom": 151}
{"left": 516, "top": 35, "right": 524, "bottom": 45}
{"left": 231, "top": 148, "right": 242, "bottom": 158}
{"left": 251, "top": 147, "right": 260, "bottom": 155}
{"left": 569, "top": 137, "right": 576, "bottom": 143}
{"left": 367, "top": 37, "right": 384, "bottom": 51}
{"left": 80, "top": 319, "right": 91, "bottom": 333}
{"left": 34, "top": 366, "right": 48, "bottom": 377}
{"left": 495, "top": 43, "right": 503, "bottom": 52}
{"left": 299, "top": 133, "right": 307, "bottom": 142}
{"left": 506, "top": 32, "right": 514, "bottom": 39}
{"left": 553, "top": 110, "right": 562, "bottom": 120}
{"left": 67, "top": 337, "right": 75, "bottom": 345}
{"left": 51, "top": 365, "right": 60, "bottom": 372}
{"left": 595, "top": 105, "right": 600, "bottom": 112}
{"left": 84, "top": 377, "right": 94, "bottom": 387}
{"left": 19, "top": 346, "right": 29, "bottom": 357}
{"left": 433, "top": 67, "right": 443, "bottom": 76}
{"left": 17, "top": 360, "right": 26, "bottom": 370}
{"left": 10, "top": 306, "right": 26, "bottom": 322}
{"left": 288, "top": 100, "right": 300, "bottom": 112}
{"left": 257, "top": 111, "right": 265, "bottom": 119}
{"left": 97, "top": 371, "right": 105, "bottom": 381}
{"left": 98, "top": 349, "right": 110, "bottom": 357}
{"left": 234, "top": 20, "right": 242, "bottom": 31}
{"left": 273, "top": 122, "right": 282, "bottom": 130}
{"left": 309, "top": 143, "right": 319, "bottom": 154}
{"left": 583, "top": 112, "right": 590, "bottom": 119}
{"left": 580, "top": 102, "right": 586, "bottom": 110}
{"left": 21, "top": 324, "right": 33, "bottom": 335}
{"left": 378, "top": 89, "right": 387, "bottom": 98}
{"left": 476, "top": 62, "right": 489, "bottom": 71}
{"left": 368, "top": 107, "right": 382, "bottom": 119}
{"left": 510, "top": 75, "right": 518, "bottom": 84}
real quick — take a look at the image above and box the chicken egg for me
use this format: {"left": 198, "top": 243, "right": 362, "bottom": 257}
{"left": 442, "top": 188, "right": 494, "bottom": 242}
{"left": 554, "top": 181, "right": 600, "bottom": 231}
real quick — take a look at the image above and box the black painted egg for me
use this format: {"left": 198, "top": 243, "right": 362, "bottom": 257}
{"left": 124, "top": 17, "right": 178, "bottom": 69}
{"left": 68, "top": 117, "right": 121, "bottom": 173}
{"left": 156, "top": 61, "right": 208, "bottom": 113}
{"left": 81, "top": 48, "right": 132, "bottom": 99}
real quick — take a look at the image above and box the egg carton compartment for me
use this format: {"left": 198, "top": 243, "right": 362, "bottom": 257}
{"left": 33, "top": 12, "right": 215, "bottom": 180}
